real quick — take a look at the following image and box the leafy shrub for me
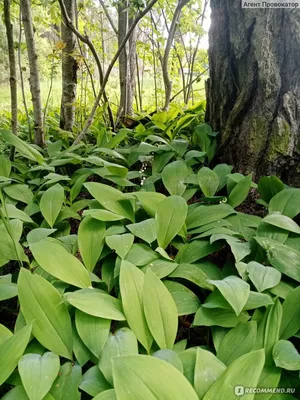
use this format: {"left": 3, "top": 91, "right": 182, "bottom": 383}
{"left": 0, "top": 121, "right": 299, "bottom": 399}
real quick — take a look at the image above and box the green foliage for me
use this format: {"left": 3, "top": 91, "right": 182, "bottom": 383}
{"left": 0, "top": 119, "right": 299, "bottom": 399}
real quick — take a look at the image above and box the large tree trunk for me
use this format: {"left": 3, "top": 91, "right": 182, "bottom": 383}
{"left": 206, "top": 1, "right": 300, "bottom": 185}
{"left": 4, "top": 0, "right": 18, "bottom": 159}
{"left": 117, "top": 0, "right": 137, "bottom": 122}
{"left": 21, "top": 0, "right": 45, "bottom": 148}
{"left": 60, "top": 0, "right": 77, "bottom": 131}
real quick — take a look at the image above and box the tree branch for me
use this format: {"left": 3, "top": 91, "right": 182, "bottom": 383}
{"left": 98, "top": 0, "right": 118, "bottom": 35}
{"left": 73, "top": 0, "right": 159, "bottom": 144}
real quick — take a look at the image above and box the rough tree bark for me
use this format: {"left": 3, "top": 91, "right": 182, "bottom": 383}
{"left": 206, "top": 1, "right": 300, "bottom": 185}
{"left": 60, "top": 0, "right": 77, "bottom": 131}
{"left": 20, "top": 0, "right": 45, "bottom": 148}
{"left": 4, "top": 0, "right": 18, "bottom": 148}
{"left": 117, "top": 0, "right": 137, "bottom": 122}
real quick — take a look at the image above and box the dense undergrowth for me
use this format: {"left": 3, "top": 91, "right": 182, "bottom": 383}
{"left": 0, "top": 106, "right": 300, "bottom": 400}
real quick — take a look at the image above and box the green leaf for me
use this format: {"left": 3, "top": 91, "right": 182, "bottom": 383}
{"left": 227, "top": 174, "right": 252, "bottom": 208}
{"left": 99, "top": 328, "right": 138, "bottom": 385}
{"left": 125, "top": 243, "right": 159, "bottom": 266}
{"left": 258, "top": 176, "right": 284, "bottom": 204}
{"left": 93, "top": 390, "right": 117, "bottom": 400}
{"left": 134, "top": 192, "right": 166, "bottom": 217}
{"left": 208, "top": 276, "right": 250, "bottom": 316}
{"left": 193, "top": 307, "right": 250, "bottom": 328}
{"left": 84, "top": 182, "right": 134, "bottom": 221}
{"left": 78, "top": 217, "right": 106, "bottom": 271}
{"left": 79, "top": 366, "right": 111, "bottom": 396}
{"left": 0, "top": 154, "right": 11, "bottom": 177}
{"left": 0, "top": 324, "right": 32, "bottom": 386}
{"left": 4, "top": 184, "right": 33, "bottom": 204}
{"left": 83, "top": 209, "right": 125, "bottom": 221}
{"left": 163, "top": 280, "right": 200, "bottom": 316}
{"left": 217, "top": 322, "right": 257, "bottom": 365}
{"left": 255, "top": 237, "right": 300, "bottom": 282}
{"left": 0, "top": 129, "right": 44, "bottom": 164}
{"left": 75, "top": 310, "right": 110, "bottom": 358}
{"left": 194, "top": 348, "right": 226, "bottom": 399}
{"left": 40, "top": 184, "right": 64, "bottom": 227}
{"left": 19, "top": 352, "right": 60, "bottom": 400}
{"left": 18, "top": 268, "right": 73, "bottom": 359}
{"left": 156, "top": 196, "right": 187, "bottom": 249}
{"left": 213, "top": 164, "right": 233, "bottom": 191}
{"left": 152, "top": 349, "right": 183, "bottom": 372}
{"left": 127, "top": 219, "right": 157, "bottom": 244}
{"left": 247, "top": 261, "right": 281, "bottom": 292}
{"left": 112, "top": 355, "right": 199, "bottom": 400}
{"left": 64, "top": 288, "right": 125, "bottom": 320}
{"left": 175, "top": 240, "right": 220, "bottom": 264}
{"left": 162, "top": 160, "right": 189, "bottom": 196}
{"left": 143, "top": 269, "right": 178, "bottom": 349}
{"left": 273, "top": 340, "right": 300, "bottom": 371}
{"left": 198, "top": 167, "right": 220, "bottom": 197}
{"left": 203, "top": 350, "right": 265, "bottom": 400}
{"left": 27, "top": 228, "right": 56, "bottom": 245}
{"left": 186, "top": 204, "right": 235, "bottom": 229}
{"left": 120, "top": 261, "right": 153, "bottom": 352}
{"left": 280, "top": 287, "right": 300, "bottom": 339}
{"left": 50, "top": 362, "right": 81, "bottom": 400}
{"left": 262, "top": 213, "right": 300, "bottom": 234}
{"left": 106, "top": 234, "right": 134, "bottom": 259}
{"left": 269, "top": 188, "right": 300, "bottom": 218}
{"left": 169, "top": 263, "right": 214, "bottom": 290}
{"left": 30, "top": 238, "right": 91, "bottom": 288}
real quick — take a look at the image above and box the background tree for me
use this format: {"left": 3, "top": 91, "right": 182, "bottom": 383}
{"left": 206, "top": 1, "right": 300, "bottom": 185}
{"left": 60, "top": 0, "right": 77, "bottom": 131}
{"left": 20, "top": 0, "right": 45, "bottom": 147}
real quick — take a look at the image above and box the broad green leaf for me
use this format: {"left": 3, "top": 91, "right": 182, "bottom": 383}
{"left": 175, "top": 240, "right": 220, "bottom": 264}
{"left": 19, "top": 352, "right": 60, "bottom": 400}
{"left": 164, "top": 280, "right": 200, "bottom": 316}
{"left": 50, "top": 362, "right": 81, "bottom": 400}
{"left": 256, "top": 365, "right": 281, "bottom": 400}
{"left": 208, "top": 276, "right": 250, "bottom": 316}
{"left": 247, "top": 261, "right": 281, "bottom": 292}
{"left": 203, "top": 350, "right": 265, "bottom": 400}
{"left": 78, "top": 217, "right": 106, "bottom": 271}
{"left": 79, "top": 366, "right": 111, "bottom": 396}
{"left": 0, "top": 324, "right": 32, "bottom": 386}
{"left": 146, "top": 258, "right": 177, "bottom": 279}
{"left": 106, "top": 234, "right": 134, "bottom": 259}
{"left": 186, "top": 204, "right": 235, "bottom": 229}
{"left": 214, "top": 164, "right": 233, "bottom": 191}
{"left": 83, "top": 209, "right": 125, "bottom": 221}
{"left": 0, "top": 323, "right": 12, "bottom": 345}
{"left": 4, "top": 184, "right": 33, "bottom": 204}
{"left": 143, "top": 269, "right": 178, "bottom": 349}
{"left": 75, "top": 310, "right": 110, "bottom": 358}
{"left": 269, "top": 188, "right": 300, "bottom": 218}
{"left": 193, "top": 307, "right": 250, "bottom": 328}
{"left": 27, "top": 228, "right": 56, "bottom": 245}
{"left": 112, "top": 355, "right": 199, "bottom": 400}
{"left": 169, "top": 263, "right": 214, "bottom": 290}
{"left": 262, "top": 213, "right": 300, "bottom": 234}
{"left": 125, "top": 243, "right": 159, "bottom": 266}
{"left": 178, "top": 348, "right": 197, "bottom": 384}
{"left": 156, "top": 196, "right": 187, "bottom": 249}
{"left": 227, "top": 174, "right": 252, "bottom": 208}
{"left": 18, "top": 269, "right": 73, "bottom": 359}
{"left": 40, "top": 184, "right": 64, "bottom": 227}
{"left": 0, "top": 280, "right": 17, "bottom": 301}
{"left": 162, "top": 160, "right": 189, "bottom": 196}
{"left": 30, "top": 238, "right": 91, "bottom": 288}
{"left": 152, "top": 349, "right": 183, "bottom": 372}
{"left": 72, "top": 326, "right": 90, "bottom": 367}
{"left": 280, "top": 286, "right": 300, "bottom": 339}
{"left": 194, "top": 348, "right": 226, "bottom": 399}
{"left": 217, "top": 322, "right": 257, "bottom": 365}
{"left": 258, "top": 176, "right": 284, "bottom": 204}
{"left": 273, "top": 340, "right": 300, "bottom": 371}
{"left": 134, "top": 191, "right": 166, "bottom": 217}
{"left": 99, "top": 328, "right": 138, "bottom": 385}
{"left": 0, "top": 154, "right": 11, "bottom": 177}
{"left": 120, "top": 261, "right": 153, "bottom": 352}
{"left": 198, "top": 167, "right": 220, "bottom": 197}
{"left": 84, "top": 182, "right": 134, "bottom": 221}
{"left": 93, "top": 389, "right": 117, "bottom": 400}
{"left": 64, "top": 288, "right": 125, "bottom": 320}
{"left": 127, "top": 219, "right": 157, "bottom": 244}
{"left": 255, "top": 237, "right": 300, "bottom": 282}
{"left": 0, "top": 129, "right": 44, "bottom": 164}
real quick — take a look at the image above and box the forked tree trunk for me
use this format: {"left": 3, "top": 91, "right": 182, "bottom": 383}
{"left": 60, "top": 0, "right": 77, "bottom": 131}
{"left": 206, "top": 1, "right": 300, "bottom": 185}
{"left": 20, "top": 0, "right": 45, "bottom": 148}
{"left": 4, "top": 0, "right": 18, "bottom": 146}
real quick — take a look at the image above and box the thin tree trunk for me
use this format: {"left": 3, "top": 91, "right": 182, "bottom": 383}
{"left": 162, "top": 0, "right": 190, "bottom": 110}
{"left": 60, "top": 0, "right": 77, "bottom": 131}
{"left": 20, "top": 0, "right": 45, "bottom": 148}
{"left": 206, "top": 1, "right": 300, "bottom": 185}
{"left": 4, "top": 0, "right": 18, "bottom": 159}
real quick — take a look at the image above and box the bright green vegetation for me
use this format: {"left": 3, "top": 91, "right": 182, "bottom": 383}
{"left": 0, "top": 111, "right": 300, "bottom": 399}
